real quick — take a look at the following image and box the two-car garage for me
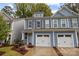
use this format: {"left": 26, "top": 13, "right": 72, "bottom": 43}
{"left": 35, "top": 33, "right": 74, "bottom": 47}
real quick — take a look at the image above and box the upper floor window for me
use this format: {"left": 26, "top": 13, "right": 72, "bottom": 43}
{"left": 61, "top": 19, "right": 67, "bottom": 28}
{"left": 53, "top": 19, "right": 58, "bottom": 28}
{"left": 45, "top": 20, "right": 49, "bottom": 28}
{"left": 36, "top": 20, "right": 41, "bottom": 28}
{"left": 28, "top": 20, "right": 32, "bottom": 29}
{"left": 72, "top": 18, "right": 78, "bottom": 28}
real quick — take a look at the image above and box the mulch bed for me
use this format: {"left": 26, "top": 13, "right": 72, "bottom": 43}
{"left": 11, "top": 45, "right": 28, "bottom": 55}
{"left": 0, "top": 51, "right": 5, "bottom": 56}
{"left": 27, "top": 43, "right": 34, "bottom": 48}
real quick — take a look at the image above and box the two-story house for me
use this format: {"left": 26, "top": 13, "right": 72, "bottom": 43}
{"left": 11, "top": 6, "right": 79, "bottom": 47}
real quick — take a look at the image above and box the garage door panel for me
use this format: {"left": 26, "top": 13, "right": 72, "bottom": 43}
{"left": 36, "top": 34, "right": 51, "bottom": 47}
{"left": 57, "top": 34, "right": 73, "bottom": 47}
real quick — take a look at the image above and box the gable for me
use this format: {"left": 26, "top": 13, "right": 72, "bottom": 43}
{"left": 53, "top": 6, "right": 79, "bottom": 17}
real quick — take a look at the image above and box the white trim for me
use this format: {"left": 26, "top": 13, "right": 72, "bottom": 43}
{"left": 32, "top": 32, "right": 34, "bottom": 45}
{"left": 53, "top": 32, "right": 55, "bottom": 47}
{"left": 22, "top": 32, "right": 24, "bottom": 40}
{"left": 75, "top": 30, "right": 78, "bottom": 47}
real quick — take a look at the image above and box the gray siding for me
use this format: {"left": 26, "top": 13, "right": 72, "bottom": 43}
{"left": 11, "top": 19, "right": 24, "bottom": 44}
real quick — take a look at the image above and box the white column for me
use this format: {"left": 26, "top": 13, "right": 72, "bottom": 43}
{"left": 75, "top": 30, "right": 78, "bottom": 47}
{"left": 22, "top": 32, "right": 24, "bottom": 40}
{"left": 53, "top": 32, "right": 55, "bottom": 47}
{"left": 32, "top": 32, "right": 34, "bottom": 45}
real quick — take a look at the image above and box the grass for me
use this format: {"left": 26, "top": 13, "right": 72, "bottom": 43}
{"left": 0, "top": 46, "right": 22, "bottom": 56}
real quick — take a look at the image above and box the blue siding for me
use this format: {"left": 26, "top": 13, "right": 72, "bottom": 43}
{"left": 58, "top": 19, "right": 61, "bottom": 28}
{"left": 69, "top": 18, "right": 72, "bottom": 28}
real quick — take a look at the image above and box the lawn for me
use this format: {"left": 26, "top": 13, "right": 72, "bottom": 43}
{"left": 0, "top": 46, "right": 22, "bottom": 56}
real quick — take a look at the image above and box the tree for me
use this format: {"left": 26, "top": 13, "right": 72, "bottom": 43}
{"left": 15, "top": 3, "right": 53, "bottom": 18}
{"left": 0, "top": 15, "right": 9, "bottom": 42}
{"left": 1, "top": 6, "right": 15, "bottom": 18}
{"left": 65, "top": 3, "right": 79, "bottom": 13}
{"left": 35, "top": 3, "right": 52, "bottom": 16}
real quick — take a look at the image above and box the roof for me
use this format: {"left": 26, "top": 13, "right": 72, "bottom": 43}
{"left": 52, "top": 5, "right": 79, "bottom": 17}
{"left": 0, "top": 11, "right": 13, "bottom": 23}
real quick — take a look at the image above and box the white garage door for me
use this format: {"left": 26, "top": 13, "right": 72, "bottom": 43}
{"left": 57, "top": 34, "right": 73, "bottom": 47}
{"left": 36, "top": 34, "right": 51, "bottom": 47}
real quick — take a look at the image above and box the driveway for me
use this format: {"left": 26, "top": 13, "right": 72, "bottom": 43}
{"left": 25, "top": 47, "right": 79, "bottom": 56}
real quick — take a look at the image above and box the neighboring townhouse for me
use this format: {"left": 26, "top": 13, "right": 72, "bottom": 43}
{"left": 10, "top": 5, "right": 79, "bottom": 47}
{"left": 0, "top": 11, "right": 13, "bottom": 43}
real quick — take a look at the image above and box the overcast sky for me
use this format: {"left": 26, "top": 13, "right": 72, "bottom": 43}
{"left": 0, "top": 3, "right": 64, "bottom": 13}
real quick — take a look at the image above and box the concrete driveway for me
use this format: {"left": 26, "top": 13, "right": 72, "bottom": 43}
{"left": 25, "top": 47, "right": 79, "bottom": 56}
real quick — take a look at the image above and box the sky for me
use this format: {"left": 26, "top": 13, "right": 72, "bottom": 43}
{"left": 0, "top": 3, "right": 64, "bottom": 13}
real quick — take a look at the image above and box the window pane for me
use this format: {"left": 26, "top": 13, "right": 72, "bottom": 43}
{"left": 65, "top": 35, "right": 71, "bottom": 37}
{"left": 53, "top": 20, "right": 58, "bottom": 28}
{"left": 44, "top": 35, "right": 49, "bottom": 37}
{"left": 61, "top": 19, "right": 66, "bottom": 28}
{"left": 45, "top": 20, "right": 49, "bottom": 28}
{"left": 58, "top": 35, "right": 64, "bottom": 37}
{"left": 28, "top": 20, "right": 32, "bottom": 28}
{"left": 36, "top": 20, "right": 41, "bottom": 27}
{"left": 72, "top": 18, "right": 78, "bottom": 28}
{"left": 37, "top": 35, "right": 42, "bottom": 37}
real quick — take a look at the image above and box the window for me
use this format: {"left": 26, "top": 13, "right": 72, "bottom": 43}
{"left": 37, "top": 35, "right": 42, "bottom": 37}
{"left": 44, "top": 35, "right": 49, "bottom": 37}
{"left": 72, "top": 18, "right": 78, "bottom": 28}
{"left": 61, "top": 19, "right": 67, "bottom": 28}
{"left": 53, "top": 19, "right": 58, "bottom": 28}
{"left": 65, "top": 35, "right": 71, "bottom": 37}
{"left": 28, "top": 20, "right": 32, "bottom": 29}
{"left": 58, "top": 35, "right": 64, "bottom": 37}
{"left": 45, "top": 20, "right": 49, "bottom": 28}
{"left": 36, "top": 20, "right": 41, "bottom": 28}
